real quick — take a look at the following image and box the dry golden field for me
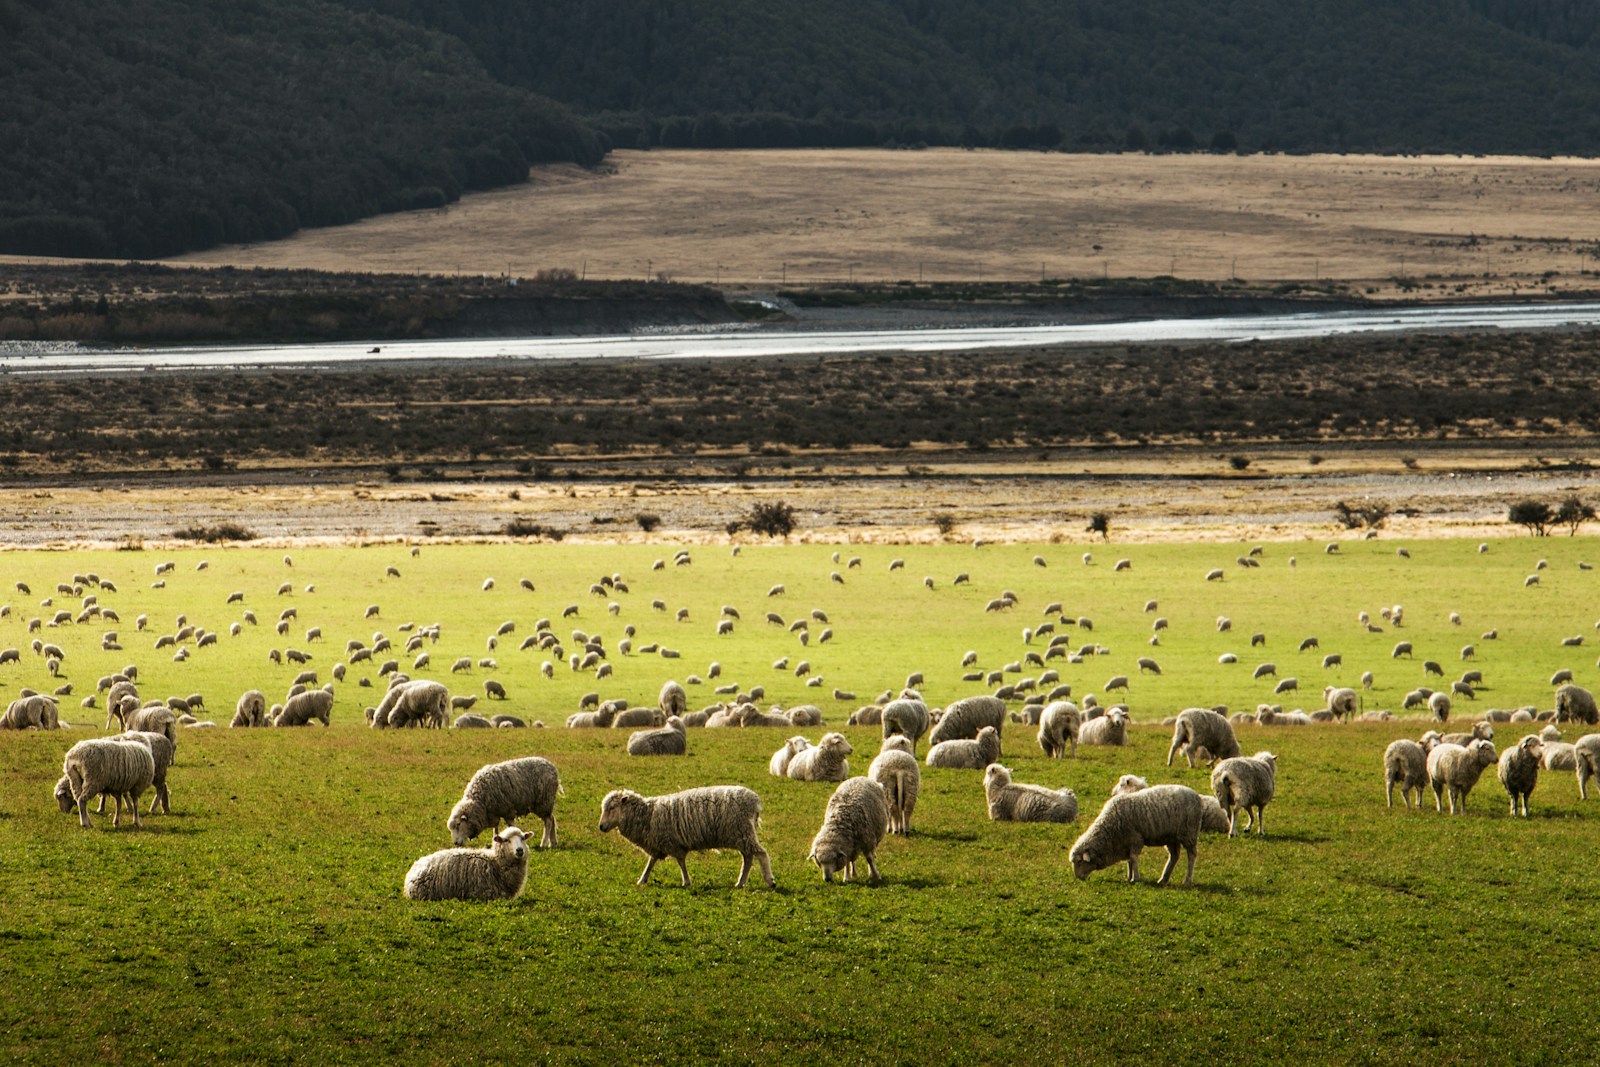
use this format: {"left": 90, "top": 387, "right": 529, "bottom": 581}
{"left": 175, "top": 149, "right": 1600, "bottom": 296}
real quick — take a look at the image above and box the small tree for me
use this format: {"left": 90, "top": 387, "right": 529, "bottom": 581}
{"left": 1556, "top": 495, "right": 1595, "bottom": 536}
{"left": 743, "top": 500, "right": 797, "bottom": 539}
{"left": 1508, "top": 499, "right": 1554, "bottom": 537}
{"left": 1086, "top": 512, "right": 1111, "bottom": 541}
{"left": 636, "top": 513, "right": 661, "bottom": 533}
{"left": 931, "top": 512, "right": 958, "bottom": 540}
{"left": 1333, "top": 500, "right": 1391, "bottom": 530}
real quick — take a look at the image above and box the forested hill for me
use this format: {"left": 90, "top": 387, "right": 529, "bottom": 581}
{"left": 341, "top": 0, "right": 1600, "bottom": 154}
{"left": 0, "top": 0, "right": 607, "bottom": 259}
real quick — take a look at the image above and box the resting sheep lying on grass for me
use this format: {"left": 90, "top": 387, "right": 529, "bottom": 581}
{"left": 983, "top": 763, "right": 1077, "bottom": 823}
{"left": 926, "top": 725, "right": 1001, "bottom": 770}
{"left": 787, "top": 732, "right": 853, "bottom": 781}
{"left": 598, "top": 785, "right": 775, "bottom": 888}
{"left": 403, "top": 827, "right": 530, "bottom": 902}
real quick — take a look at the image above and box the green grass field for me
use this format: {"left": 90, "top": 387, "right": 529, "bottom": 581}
{"left": 3, "top": 537, "right": 1600, "bottom": 1065}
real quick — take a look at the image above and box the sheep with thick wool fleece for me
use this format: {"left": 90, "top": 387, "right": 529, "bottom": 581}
{"left": 1210, "top": 751, "right": 1278, "bottom": 837}
{"left": 404, "top": 827, "right": 530, "bottom": 901}
{"left": 787, "top": 732, "right": 853, "bottom": 781}
{"left": 56, "top": 737, "right": 155, "bottom": 829}
{"left": 983, "top": 763, "right": 1078, "bottom": 823}
{"left": 1070, "top": 784, "right": 1203, "bottom": 886}
{"left": 597, "top": 785, "right": 774, "bottom": 888}
{"left": 807, "top": 777, "right": 890, "bottom": 883}
{"left": 1427, "top": 739, "right": 1498, "bottom": 814}
{"left": 868, "top": 735, "right": 920, "bottom": 835}
{"left": 448, "top": 756, "right": 561, "bottom": 847}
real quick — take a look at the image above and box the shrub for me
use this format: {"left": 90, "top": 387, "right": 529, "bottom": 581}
{"left": 931, "top": 511, "right": 958, "bottom": 539}
{"left": 504, "top": 519, "right": 564, "bottom": 540}
{"left": 172, "top": 522, "right": 256, "bottom": 543}
{"left": 1086, "top": 512, "right": 1111, "bottom": 541}
{"left": 1508, "top": 499, "right": 1553, "bottom": 536}
{"left": 742, "top": 500, "right": 797, "bottom": 539}
{"left": 1556, "top": 495, "right": 1595, "bottom": 536}
{"left": 636, "top": 513, "right": 661, "bottom": 532}
{"left": 1228, "top": 454, "right": 1251, "bottom": 471}
{"left": 1333, "top": 500, "right": 1391, "bottom": 530}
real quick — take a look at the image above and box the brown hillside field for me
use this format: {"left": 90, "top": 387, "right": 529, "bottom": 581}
{"left": 176, "top": 149, "right": 1600, "bottom": 297}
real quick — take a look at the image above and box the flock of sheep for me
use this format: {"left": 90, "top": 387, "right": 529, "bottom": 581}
{"left": 8, "top": 539, "right": 1600, "bottom": 897}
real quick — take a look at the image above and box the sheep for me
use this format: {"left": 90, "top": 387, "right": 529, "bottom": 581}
{"left": 1252, "top": 662, "right": 1277, "bottom": 680}
{"left": 1428, "top": 691, "right": 1451, "bottom": 723}
{"left": 598, "top": 785, "right": 774, "bottom": 888}
{"left": 1554, "top": 684, "right": 1599, "bottom": 725}
{"left": 57, "top": 737, "right": 155, "bottom": 829}
{"left": 868, "top": 735, "right": 920, "bottom": 835}
{"left": 566, "top": 704, "right": 617, "bottom": 728}
{"left": 1427, "top": 739, "right": 1499, "bottom": 814}
{"left": 1210, "top": 751, "right": 1278, "bottom": 837}
{"left": 1384, "top": 739, "right": 1430, "bottom": 809}
{"left": 231, "top": 689, "right": 268, "bottom": 728}
{"left": 1, "top": 694, "right": 59, "bottom": 730}
{"left": 628, "top": 717, "right": 687, "bottom": 756}
{"left": 116, "top": 731, "right": 176, "bottom": 815}
{"left": 926, "top": 725, "right": 1001, "bottom": 770}
{"left": 848, "top": 705, "right": 883, "bottom": 726}
{"left": 1037, "top": 700, "right": 1080, "bottom": 759}
{"left": 453, "top": 713, "right": 494, "bottom": 729}
{"left": 787, "top": 732, "right": 853, "bottom": 781}
{"left": 927, "top": 694, "right": 1005, "bottom": 747}
{"left": 483, "top": 680, "right": 507, "bottom": 700}
{"left": 273, "top": 688, "right": 333, "bottom": 727}
{"left": 880, "top": 698, "right": 930, "bottom": 752}
{"left": 372, "top": 679, "right": 449, "bottom": 729}
{"left": 1166, "top": 708, "right": 1240, "bottom": 768}
{"left": 807, "top": 777, "right": 890, "bottom": 883}
{"left": 1576, "top": 734, "right": 1600, "bottom": 799}
{"left": 769, "top": 736, "right": 813, "bottom": 778}
{"left": 1274, "top": 677, "right": 1299, "bottom": 695}
{"left": 659, "top": 679, "right": 688, "bottom": 718}
{"left": 122, "top": 701, "right": 179, "bottom": 743}
{"left": 1498, "top": 735, "right": 1544, "bottom": 817}
{"left": 1393, "top": 641, "right": 1414, "bottom": 659}
{"left": 1069, "top": 785, "right": 1203, "bottom": 887}
{"left": 1079, "top": 708, "right": 1129, "bottom": 746}
{"left": 613, "top": 707, "right": 666, "bottom": 729}
{"left": 1323, "top": 685, "right": 1359, "bottom": 723}
{"left": 1543, "top": 741, "right": 1578, "bottom": 771}
{"left": 403, "top": 827, "right": 531, "bottom": 902}
{"left": 447, "top": 757, "right": 561, "bottom": 847}
{"left": 984, "top": 763, "right": 1078, "bottom": 823}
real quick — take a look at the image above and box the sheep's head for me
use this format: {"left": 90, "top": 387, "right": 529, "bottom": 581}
{"left": 446, "top": 797, "right": 483, "bottom": 846}
{"left": 597, "top": 790, "right": 638, "bottom": 833}
{"left": 1069, "top": 845, "right": 1101, "bottom": 881}
{"left": 493, "top": 827, "right": 528, "bottom": 864}
{"left": 1111, "top": 774, "right": 1148, "bottom": 796}
{"left": 822, "top": 732, "right": 852, "bottom": 755}
{"left": 880, "top": 735, "right": 911, "bottom": 755}
{"left": 1254, "top": 751, "right": 1278, "bottom": 766}
{"left": 1469, "top": 739, "right": 1498, "bottom": 767}
{"left": 807, "top": 842, "right": 849, "bottom": 883}
{"left": 54, "top": 775, "right": 75, "bottom": 813}
{"left": 983, "top": 763, "right": 1011, "bottom": 791}
{"left": 1519, "top": 735, "right": 1544, "bottom": 758}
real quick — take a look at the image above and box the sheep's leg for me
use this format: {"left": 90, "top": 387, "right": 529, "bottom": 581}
{"left": 95, "top": 793, "right": 108, "bottom": 815}
{"left": 1254, "top": 806, "right": 1265, "bottom": 836}
{"left": 1155, "top": 844, "right": 1181, "bottom": 886}
{"left": 76, "top": 796, "right": 92, "bottom": 829}
{"left": 541, "top": 815, "right": 557, "bottom": 849}
{"left": 127, "top": 793, "right": 143, "bottom": 828}
{"left": 734, "top": 852, "right": 753, "bottom": 888}
{"left": 753, "top": 847, "right": 774, "bottom": 887}
{"left": 1180, "top": 843, "right": 1196, "bottom": 886}
{"left": 1431, "top": 782, "right": 1444, "bottom": 812}
{"left": 1385, "top": 780, "right": 1395, "bottom": 809}
{"left": 864, "top": 851, "right": 881, "bottom": 884}
{"left": 1164, "top": 734, "right": 1182, "bottom": 768}
{"left": 636, "top": 856, "right": 658, "bottom": 885}
{"left": 675, "top": 856, "right": 692, "bottom": 888}
{"left": 1125, "top": 847, "right": 1141, "bottom": 883}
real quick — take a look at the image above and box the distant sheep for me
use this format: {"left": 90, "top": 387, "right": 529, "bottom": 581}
{"left": 372, "top": 679, "right": 448, "bottom": 729}
{"left": 448, "top": 757, "right": 561, "bottom": 847}
{"left": 598, "top": 785, "right": 774, "bottom": 888}
{"left": 807, "top": 777, "right": 890, "bottom": 883}
{"left": 1037, "top": 700, "right": 1080, "bottom": 759}
{"left": 1166, "top": 708, "right": 1240, "bottom": 768}
{"left": 1323, "top": 685, "right": 1359, "bottom": 723}
{"left": 273, "top": 688, "right": 333, "bottom": 727}
{"left": 769, "top": 736, "right": 813, "bottom": 778}
{"left": 230, "top": 689, "right": 268, "bottom": 728}
{"left": 926, "top": 725, "right": 1001, "bottom": 770}
{"left": 868, "top": 735, "right": 920, "bottom": 835}
{"left": 404, "top": 827, "right": 531, "bottom": 902}
{"left": 1079, "top": 708, "right": 1129, "bottom": 746}
{"left": 1211, "top": 751, "right": 1278, "bottom": 837}
{"left": 927, "top": 695, "right": 1006, "bottom": 746}
{"left": 659, "top": 680, "right": 688, "bottom": 718}
{"left": 787, "top": 732, "right": 853, "bottom": 781}
{"left": 1555, "top": 684, "right": 1599, "bottom": 725}
{"left": 1069, "top": 785, "right": 1202, "bottom": 887}
{"left": 880, "top": 698, "right": 930, "bottom": 752}
{"left": 628, "top": 717, "right": 688, "bottom": 756}
{"left": 1428, "top": 691, "right": 1451, "bottom": 723}
{"left": 984, "top": 763, "right": 1077, "bottom": 823}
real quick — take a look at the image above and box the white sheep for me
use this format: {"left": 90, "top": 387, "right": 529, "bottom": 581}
{"left": 1575, "top": 734, "right": 1600, "bottom": 799}
{"left": 984, "top": 763, "right": 1078, "bottom": 823}
{"left": 598, "top": 785, "right": 774, "bottom": 888}
{"left": 1211, "top": 751, "right": 1278, "bottom": 837}
{"left": 1070, "top": 785, "right": 1203, "bottom": 886}
{"left": 1497, "top": 735, "right": 1544, "bottom": 817}
{"left": 1036, "top": 700, "right": 1080, "bottom": 759}
{"left": 1383, "top": 739, "right": 1430, "bottom": 810}
{"left": 1079, "top": 708, "right": 1129, "bottom": 746}
{"left": 881, "top": 698, "right": 931, "bottom": 752}
{"left": 807, "top": 777, "right": 890, "bottom": 883}
{"left": 867, "top": 735, "right": 920, "bottom": 835}
{"left": 659, "top": 679, "right": 688, "bottom": 718}
{"left": 1428, "top": 691, "right": 1451, "bottom": 723}
{"left": 372, "top": 679, "right": 449, "bottom": 729}
{"left": 769, "top": 736, "right": 813, "bottom": 778}
{"left": 926, "top": 724, "right": 1001, "bottom": 770}
{"left": 1111, "top": 774, "right": 1232, "bottom": 833}
{"left": 403, "top": 827, "right": 530, "bottom": 901}
{"left": 1427, "top": 739, "right": 1498, "bottom": 814}
{"left": 1, "top": 693, "right": 59, "bottom": 730}
{"left": 1165, "top": 707, "right": 1240, "bottom": 769}
{"left": 273, "top": 687, "right": 333, "bottom": 727}
{"left": 447, "top": 756, "right": 561, "bottom": 847}
{"left": 1555, "top": 684, "right": 1599, "bottom": 725}
{"left": 114, "top": 731, "right": 176, "bottom": 815}
{"left": 927, "top": 695, "right": 1006, "bottom": 747}
{"left": 628, "top": 717, "right": 687, "bottom": 756}
{"left": 1323, "top": 685, "right": 1359, "bottom": 723}
{"left": 231, "top": 689, "right": 268, "bottom": 728}
{"left": 787, "top": 732, "right": 853, "bottom": 781}
{"left": 56, "top": 737, "right": 156, "bottom": 829}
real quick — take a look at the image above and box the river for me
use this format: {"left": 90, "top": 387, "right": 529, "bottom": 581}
{"left": 5, "top": 300, "right": 1600, "bottom": 375}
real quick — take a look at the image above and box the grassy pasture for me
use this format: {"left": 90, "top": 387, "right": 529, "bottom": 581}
{"left": 3, "top": 538, "right": 1600, "bottom": 1065}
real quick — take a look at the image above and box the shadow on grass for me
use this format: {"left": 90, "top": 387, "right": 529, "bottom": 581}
{"left": 905, "top": 828, "right": 981, "bottom": 843}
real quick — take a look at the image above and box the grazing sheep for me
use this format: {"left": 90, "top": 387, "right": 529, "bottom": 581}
{"left": 1323, "top": 685, "right": 1359, "bottom": 723}
{"left": 1252, "top": 662, "right": 1276, "bottom": 680}
{"left": 1166, "top": 708, "right": 1240, "bottom": 768}
{"left": 769, "top": 736, "right": 813, "bottom": 778}
{"left": 1069, "top": 785, "right": 1203, "bottom": 887}
{"left": 57, "top": 737, "right": 155, "bottom": 829}
{"left": 1384, "top": 739, "right": 1430, "bottom": 810}
{"left": 927, "top": 695, "right": 1006, "bottom": 746}
{"left": 447, "top": 756, "right": 561, "bottom": 848}
{"left": 1274, "top": 677, "right": 1299, "bottom": 695}
{"left": 984, "top": 763, "right": 1077, "bottom": 823}
{"left": 1037, "top": 700, "right": 1080, "bottom": 759}
{"left": 628, "top": 717, "right": 688, "bottom": 756}
{"left": 868, "top": 735, "right": 920, "bottom": 835}
{"left": 807, "top": 777, "right": 890, "bottom": 883}
{"left": 1211, "top": 751, "right": 1278, "bottom": 837}
{"left": 659, "top": 680, "right": 688, "bottom": 718}
{"left": 1428, "top": 691, "right": 1451, "bottom": 723}
{"left": 403, "top": 827, "right": 531, "bottom": 902}
{"left": 1498, "top": 735, "right": 1544, "bottom": 817}
{"left": 598, "top": 785, "right": 775, "bottom": 888}
{"left": 273, "top": 688, "right": 333, "bottom": 727}
{"left": 1079, "top": 708, "right": 1130, "bottom": 746}
{"left": 372, "top": 679, "right": 449, "bottom": 729}
{"left": 231, "top": 689, "right": 268, "bottom": 728}
{"left": 1575, "top": 734, "right": 1600, "bottom": 799}
{"left": 848, "top": 705, "right": 883, "bottom": 726}
{"left": 787, "top": 732, "right": 853, "bottom": 781}
{"left": 116, "top": 731, "right": 176, "bottom": 815}
{"left": 880, "top": 698, "right": 930, "bottom": 752}
{"left": 926, "top": 725, "right": 1001, "bottom": 770}
{"left": 1, "top": 693, "right": 59, "bottom": 730}
{"left": 1427, "top": 739, "right": 1499, "bottom": 814}
{"left": 483, "top": 679, "right": 507, "bottom": 701}
{"left": 1555, "top": 684, "right": 1599, "bottom": 725}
